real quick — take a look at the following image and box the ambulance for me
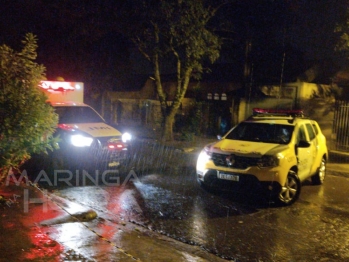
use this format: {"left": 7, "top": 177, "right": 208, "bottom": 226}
{"left": 37, "top": 80, "right": 132, "bottom": 173}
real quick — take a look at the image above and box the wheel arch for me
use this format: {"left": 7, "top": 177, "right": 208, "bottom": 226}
{"left": 277, "top": 169, "right": 302, "bottom": 206}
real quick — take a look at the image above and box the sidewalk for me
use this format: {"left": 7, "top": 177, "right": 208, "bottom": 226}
{"left": 326, "top": 162, "right": 349, "bottom": 178}
{"left": 0, "top": 179, "right": 226, "bottom": 262}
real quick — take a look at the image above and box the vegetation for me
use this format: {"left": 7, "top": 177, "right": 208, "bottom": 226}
{"left": 335, "top": 11, "right": 349, "bottom": 54}
{"left": 119, "top": 0, "right": 222, "bottom": 141}
{"left": 0, "top": 33, "right": 58, "bottom": 183}
{"left": 176, "top": 101, "right": 204, "bottom": 141}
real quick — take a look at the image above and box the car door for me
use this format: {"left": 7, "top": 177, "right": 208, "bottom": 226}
{"left": 305, "top": 122, "right": 319, "bottom": 175}
{"left": 312, "top": 121, "right": 328, "bottom": 165}
{"left": 295, "top": 123, "right": 316, "bottom": 181}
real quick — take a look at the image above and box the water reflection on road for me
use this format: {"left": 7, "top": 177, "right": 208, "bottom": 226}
{"left": 48, "top": 142, "right": 349, "bottom": 261}
{"left": 130, "top": 169, "right": 349, "bottom": 261}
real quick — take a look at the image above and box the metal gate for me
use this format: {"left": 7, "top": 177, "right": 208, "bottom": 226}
{"left": 332, "top": 100, "right": 349, "bottom": 152}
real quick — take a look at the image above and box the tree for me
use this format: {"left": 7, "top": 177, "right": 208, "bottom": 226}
{"left": 335, "top": 5, "right": 349, "bottom": 59}
{"left": 119, "top": 0, "right": 222, "bottom": 141}
{"left": 0, "top": 33, "right": 58, "bottom": 183}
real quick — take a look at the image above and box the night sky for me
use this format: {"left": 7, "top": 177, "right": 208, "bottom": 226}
{"left": 0, "top": 0, "right": 347, "bottom": 92}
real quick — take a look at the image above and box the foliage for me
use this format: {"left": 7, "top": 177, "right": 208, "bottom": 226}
{"left": 333, "top": 4, "right": 349, "bottom": 58}
{"left": 0, "top": 33, "right": 59, "bottom": 183}
{"left": 119, "top": 0, "right": 222, "bottom": 141}
{"left": 178, "top": 101, "right": 204, "bottom": 141}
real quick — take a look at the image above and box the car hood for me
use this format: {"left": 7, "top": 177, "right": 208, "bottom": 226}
{"left": 58, "top": 122, "right": 123, "bottom": 138}
{"left": 210, "top": 139, "right": 289, "bottom": 157}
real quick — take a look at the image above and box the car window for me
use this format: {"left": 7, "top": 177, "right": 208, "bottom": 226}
{"left": 225, "top": 122, "right": 294, "bottom": 144}
{"left": 312, "top": 122, "right": 319, "bottom": 135}
{"left": 55, "top": 106, "right": 105, "bottom": 124}
{"left": 297, "top": 125, "right": 307, "bottom": 143}
{"left": 305, "top": 123, "right": 316, "bottom": 140}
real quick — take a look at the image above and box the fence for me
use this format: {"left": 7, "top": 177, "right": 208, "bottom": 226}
{"left": 332, "top": 100, "right": 349, "bottom": 153}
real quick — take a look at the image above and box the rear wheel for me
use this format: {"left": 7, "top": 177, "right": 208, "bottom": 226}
{"left": 311, "top": 157, "right": 326, "bottom": 185}
{"left": 278, "top": 171, "right": 301, "bottom": 206}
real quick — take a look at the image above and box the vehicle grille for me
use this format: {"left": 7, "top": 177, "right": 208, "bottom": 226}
{"left": 211, "top": 153, "right": 259, "bottom": 169}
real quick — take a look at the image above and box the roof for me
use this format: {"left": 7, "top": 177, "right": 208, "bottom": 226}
{"left": 245, "top": 108, "right": 311, "bottom": 125}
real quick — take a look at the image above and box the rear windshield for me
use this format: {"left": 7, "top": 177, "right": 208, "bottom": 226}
{"left": 54, "top": 106, "right": 105, "bottom": 124}
{"left": 225, "top": 122, "right": 294, "bottom": 144}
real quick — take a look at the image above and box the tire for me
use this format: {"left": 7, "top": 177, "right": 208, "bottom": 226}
{"left": 278, "top": 171, "right": 301, "bottom": 206}
{"left": 197, "top": 175, "right": 222, "bottom": 195}
{"left": 311, "top": 157, "right": 326, "bottom": 185}
{"left": 197, "top": 178, "right": 210, "bottom": 190}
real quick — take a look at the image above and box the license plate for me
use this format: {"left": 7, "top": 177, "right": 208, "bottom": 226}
{"left": 217, "top": 172, "right": 239, "bottom": 181}
{"left": 108, "top": 161, "right": 120, "bottom": 167}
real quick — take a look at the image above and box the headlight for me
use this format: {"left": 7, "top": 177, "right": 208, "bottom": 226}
{"left": 122, "top": 132, "right": 132, "bottom": 142}
{"left": 257, "top": 155, "right": 279, "bottom": 168}
{"left": 203, "top": 144, "right": 213, "bottom": 156}
{"left": 197, "top": 148, "right": 211, "bottom": 169}
{"left": 70, "top": 134, "right": 93, "bottom": 147}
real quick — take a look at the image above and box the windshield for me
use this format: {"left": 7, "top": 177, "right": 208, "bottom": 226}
{"left": 225, "top": 122, "right": 294, "bottom": 144}
{"left": 55, "top": 106, "right": 105, "bottom": 124}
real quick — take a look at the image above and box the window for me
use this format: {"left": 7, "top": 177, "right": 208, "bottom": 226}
{"left": 55, "top": 106, "right": 105, "bottom": 124}
{"left": 305, "top": 123, "right": 315, "bottom": 140}
{"left": 312, "top": 123, "right": 319, "bottom": 135}
{"left": 226, "top": 122, "right": 294, "bottom": 144}
{"left": 297, "top": 125, "right": 307, "bottom": 143}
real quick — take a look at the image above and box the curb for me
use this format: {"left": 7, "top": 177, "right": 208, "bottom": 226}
{"left": 326, "top": 163, "right": 349, "bottom": 178}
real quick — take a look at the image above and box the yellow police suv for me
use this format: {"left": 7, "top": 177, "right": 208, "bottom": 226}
{"left": 196, "top": 108, "right": 328, "bottom": 205}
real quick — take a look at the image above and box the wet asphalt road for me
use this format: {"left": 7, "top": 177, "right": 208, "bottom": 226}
{"left": 39, "top": 141, "right": 349, "bottom": 261}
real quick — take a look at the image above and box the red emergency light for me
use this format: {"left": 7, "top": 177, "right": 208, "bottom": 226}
{"left": 253, "top": 108, "right": 304, "bottom": 116}
{"left": 108, "top": 142, "right": 125, "bottom": 150}
{"left": 40, "top": 81, "right": 76, "bottom": 92}
{"left": 57, "top": 124, "right": 75, "bottom": 131}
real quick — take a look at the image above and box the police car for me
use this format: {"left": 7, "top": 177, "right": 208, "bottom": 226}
{"left": 31, "top": 81, "right": 132, "bottom": 174}
{"left": 196, "top": 108, "right": 328, "bottom": 205}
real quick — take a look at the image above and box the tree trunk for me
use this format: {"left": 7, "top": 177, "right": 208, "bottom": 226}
{"left": 160, "top": 68, "right": 192, "bottom": 142}
{"left": 161, "top": 111, "right": 176, "bottom": 141}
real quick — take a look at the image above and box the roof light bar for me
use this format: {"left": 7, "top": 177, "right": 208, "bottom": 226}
{"left": 40, "top": 81, "right": 75, "bottom": 92}
{"left": 57, "top": 124, "right": 75, "bottom": 131}
{"left": 253, "top": 108, "right": 304, "bottom": 116}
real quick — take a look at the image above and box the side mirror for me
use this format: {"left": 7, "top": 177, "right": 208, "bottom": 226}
{"left": 298, "top": 140, "right": 310, "bottom": 148}
{"left": 217, "top": 135, "right": 223, "bottom": 140}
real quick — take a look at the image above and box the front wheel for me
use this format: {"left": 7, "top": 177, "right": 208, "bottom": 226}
{"left": 311, "top": 157, "right": 326, "bottom": 185}
{"left": 278, "top": 171, "right": 301, "bottom": 206}
{"left": 197, "top": 176, "right": 220, "bottom": 194}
